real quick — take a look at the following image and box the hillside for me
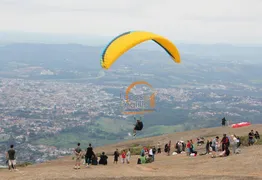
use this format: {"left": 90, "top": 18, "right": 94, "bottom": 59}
{"left": 1, "top": 43, "right": 262, "bottom": 163}
{"left": 1, "top": 124, "right": 262, "bottom": 180}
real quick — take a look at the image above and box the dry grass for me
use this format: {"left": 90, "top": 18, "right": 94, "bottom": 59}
{"left": 1, "top": 125, "right": 262, "bottom": 180}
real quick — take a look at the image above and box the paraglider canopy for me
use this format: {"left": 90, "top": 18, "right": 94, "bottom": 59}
{"left": 100, "top": 31, "right": 181, "bottom": 69}
{"left": 231, "top": 122, "right": 251, "bottom": 128}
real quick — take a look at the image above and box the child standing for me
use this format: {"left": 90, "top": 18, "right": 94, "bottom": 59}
{"left": 121, "top": 150, "right": 126, "bottom": 164}
{"left": 126, "top": 149, "right": 131, "bottom": 164}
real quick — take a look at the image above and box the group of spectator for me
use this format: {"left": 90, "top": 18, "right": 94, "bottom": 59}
{"left": 74, "top": 143, "right": 108, "bottom": 169}
{"left": 5, "top": 129, "right": 261, "bottom": 171}
{"left": 113, "top": 149, "right": 131, "bottom": 164}
{"left": 137, "top": 146, "right": 156, "bottom": 164}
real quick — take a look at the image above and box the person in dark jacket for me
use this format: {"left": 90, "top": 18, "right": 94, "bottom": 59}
{"left": 175, "top": 141, "right": 181, "bottom": 154}
{"left": 224, "top": 145, "right": 230, "bottom": 156}
{"left": 99, "top": 152, "right": 108, "bottom": 165}
{"left": 133, "top": 117, "right": 143, "bottom": 136}
{"left": 85, "top": 143, "right": 94, "bottom": 167}
{"left": 113, "top": 149, "right": 119, "bottom": 164}
{"left": 221, "top": 134, "right": 230, "bottom": 151}
{"left": 181, "top": 141, "right": 186, "bottom": 152}
{"left": 6, "top": 145, "right": 17, "bottom": 171}
{"left": 236, "top": 136, "right": 241, "bottom": 148}
{"left": 255, "top": 131, "right": 260, "bottom": 139}
{"left": 221, "top": 117, "right": 226, "bottom": 126}
{"left": 206, "top": 140, "right": 210, "bottom": 154}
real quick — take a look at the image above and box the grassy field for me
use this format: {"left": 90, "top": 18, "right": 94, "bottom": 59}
{"left": 32, "top": 132, "right": 119, "bottom": 148}
{"left": 141, "top": 125, "right": 183, "bottom": 137}
{"left": 32, "top": 117, "right": 134, "bottom": 148}
{"left": 97, "top": 117, "right": 133, "bottom": 133}
{"left": 31, "top": 116, "right": 196, "bottom": 148}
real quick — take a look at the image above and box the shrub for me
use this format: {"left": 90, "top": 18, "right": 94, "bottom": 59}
{"left": 239, "top": 136, "right": 262, "bottom": 146}
{"left": 17, "top": 162, "right": 32, "bottom": 167}
{"left": 121, "top": 144, "right": 152, "bottom": 155}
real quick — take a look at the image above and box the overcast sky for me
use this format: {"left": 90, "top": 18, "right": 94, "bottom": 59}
{"left": 0, "top": 0, "right": 262, "bottom": 44}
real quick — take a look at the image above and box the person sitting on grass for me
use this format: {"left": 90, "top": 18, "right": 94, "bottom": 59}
{"left": 137, "top": 153, "right": 147, "bottom": 164}
{"left": 190, "top": 139, "right": 197, "bottom": 156}
{"left": 200, "top": 140, "right": 211, "bottom": 156}
{"left": 99, "top": 152, "right": 108, "bottom": 165}
{"left": 91, "top": 154, "right": 98, "bottom": 165}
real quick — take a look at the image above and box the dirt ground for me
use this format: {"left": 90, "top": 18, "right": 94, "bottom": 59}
{"left": 1, "top": 125, "right": 262, "bottom": 180}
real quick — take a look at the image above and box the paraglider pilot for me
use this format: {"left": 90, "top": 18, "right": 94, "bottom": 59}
{"left": 133, "top": 117, "right": 143, "bottom": 136}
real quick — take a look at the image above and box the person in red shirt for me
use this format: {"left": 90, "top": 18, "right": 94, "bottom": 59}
{"left": 121, "top": 150, "right": 126, "bottom": 164}
{"left": 144, "top": 147, "right": 148, "bottom": 155}
{"left": 186, "top": 140, "right": 191, "bottom": 156}
{"left": 221, "top": 134, "right": 230, "bottom": 151}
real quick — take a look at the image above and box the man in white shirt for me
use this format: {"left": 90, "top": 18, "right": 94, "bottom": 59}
{"left": 149, "top": 148, "right": 154, "bottom": 161}
{"left": 211, "top": 136, "right": 219, "bottom": 158}
{"left": 126, "top": 149, "right": 131, "bottom": 164}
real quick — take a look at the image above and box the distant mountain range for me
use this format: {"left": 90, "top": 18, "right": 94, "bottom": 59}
{"left": 1, "top": 31, "right": 262, "bottom": 63}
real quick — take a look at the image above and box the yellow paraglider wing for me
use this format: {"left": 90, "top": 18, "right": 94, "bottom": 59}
{"left": 100, "top": 31, "right": 181, "bottom": 69}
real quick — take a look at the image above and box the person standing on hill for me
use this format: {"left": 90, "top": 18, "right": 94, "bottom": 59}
{"left": 221, "top": 134, "right": 230, "bottom": 151}
{"left": 221, "top": 117, "right": 226, "bottom": 126}
{"left": 85, "top": 143, "right": 94, "bottom": 168}
{"left": 231, "top": 135, "right": 238, "bottom": 154}
{"left": 181, "top": 141, "right": 186, "bottom": 152}
{"left": 236, "top": 136, "right": 241, "bottom": 148}
{"left": 205, "top": 140, "right": 210, "bottom": 154}
{"left": 186, "top": 140, "right": 191, "bottom": 156}
{"left": 74, "top": 143, "right": 82, "bottom": 169}
{"left": 113, "top": 149, "right": 119, "bottom": 164}
{"left": 157, "top": 142, "right": 161, "bottom": 154}
{"left": 167, "top": 140, "right": 171, "bottom": 156}
{"left": 152, "top": 146, "right": 156, "bottom": 160}
{"left": 149, "top": 147, "right": 154, "bottom": 161}
{"left": 255, "top": 131, "right": 260, "bottom": 139}
{"left": 211, "top": 136, "right": 219, "bottom": 158}
{"left": 6, "top": 145, "right": 17, "bottom": 171}
{"left": 121, "top": 150, "right": 126, "bottom": 164}
{"left": 126, "top": 149, "right": 131, "bottom": 164}
{"left": 248, "top": 130, "right": 255, "bottom": 146}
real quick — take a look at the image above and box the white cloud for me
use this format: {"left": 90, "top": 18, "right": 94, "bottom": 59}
{"left": 0, "top": 0, "right": 261, "bottom": 44}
